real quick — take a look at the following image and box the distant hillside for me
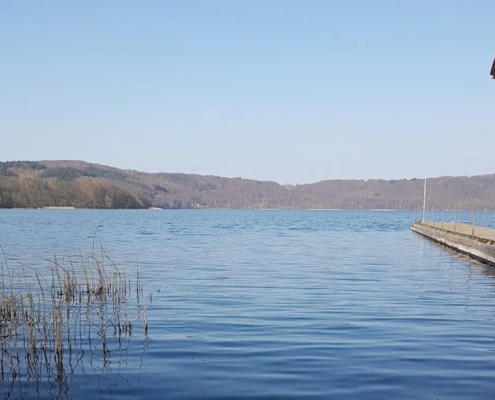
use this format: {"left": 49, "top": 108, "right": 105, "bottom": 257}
{"left": 0, "top": 160, "right": 494, "bottom": 210}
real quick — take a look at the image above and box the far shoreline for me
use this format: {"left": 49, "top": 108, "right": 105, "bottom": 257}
{"left": 1, "top": 207, "right": 492, "bottom": 212}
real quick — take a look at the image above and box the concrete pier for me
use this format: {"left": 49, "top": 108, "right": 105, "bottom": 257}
{"left": 411, "top": 222, "right": 495, "bottom": 265}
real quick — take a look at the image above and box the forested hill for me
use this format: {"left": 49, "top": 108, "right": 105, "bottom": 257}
{"left": 0, "top": 160, "right": 494, "bottom": 210}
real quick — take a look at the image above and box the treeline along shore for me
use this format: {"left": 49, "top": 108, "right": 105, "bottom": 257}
{"left": 1, "top": 160, "right": 495, "bottom": 210}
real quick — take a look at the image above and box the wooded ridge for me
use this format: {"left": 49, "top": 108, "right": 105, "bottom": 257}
{"left": 0, "top": 160, "right": 494, "bottom": 210}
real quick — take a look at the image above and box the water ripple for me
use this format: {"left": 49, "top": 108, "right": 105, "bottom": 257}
{"left": 1, "top": 210, "right": 495, "bottom": 399}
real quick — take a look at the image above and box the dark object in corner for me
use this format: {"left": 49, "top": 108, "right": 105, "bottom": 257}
{"left": 491, "top": 55, "right": 495, "bottom": 79}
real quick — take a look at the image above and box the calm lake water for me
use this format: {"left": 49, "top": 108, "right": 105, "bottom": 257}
{"left": 1, "top": 209, "right": 495, "bottom": 399}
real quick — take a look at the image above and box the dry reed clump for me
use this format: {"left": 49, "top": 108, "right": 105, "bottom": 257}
{"left": 0, "top": 244, "right": 148, "bottom": 382}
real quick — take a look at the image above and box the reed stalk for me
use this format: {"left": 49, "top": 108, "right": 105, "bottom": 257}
{"left": 0, "top": 243, "right": 148, "bottom": 383}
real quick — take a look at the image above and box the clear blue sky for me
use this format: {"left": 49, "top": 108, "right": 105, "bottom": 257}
{"left": 1, "top": 1, "right": 494, "bottom": 183}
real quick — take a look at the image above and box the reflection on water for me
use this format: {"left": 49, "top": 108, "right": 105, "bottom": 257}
{"left": 3, "top": 336, "right": 148, "bottom": 400}
{"left": 1, "top": 210, "right": 495, "bottom": 399}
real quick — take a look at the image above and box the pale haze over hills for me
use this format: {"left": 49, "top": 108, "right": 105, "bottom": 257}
{"left": 1, "top": 2, "right": 494, "bottom": 183}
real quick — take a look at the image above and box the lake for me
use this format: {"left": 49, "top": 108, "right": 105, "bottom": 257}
{"left": 1, "top": 209, "right": 495, "bottom": 399}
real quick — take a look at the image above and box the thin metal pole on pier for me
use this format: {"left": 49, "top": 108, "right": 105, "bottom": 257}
{"left": 472, "top": 206, "right": 476, "bottom": 236}
{"left": 422, "top": 178, "right": 427, "bottom": 223}
{"left": 441, "top": 206, "right": 445, "bottom": 229}
{"left": 453, "top": 208, "right": 457, "bottom": 232}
